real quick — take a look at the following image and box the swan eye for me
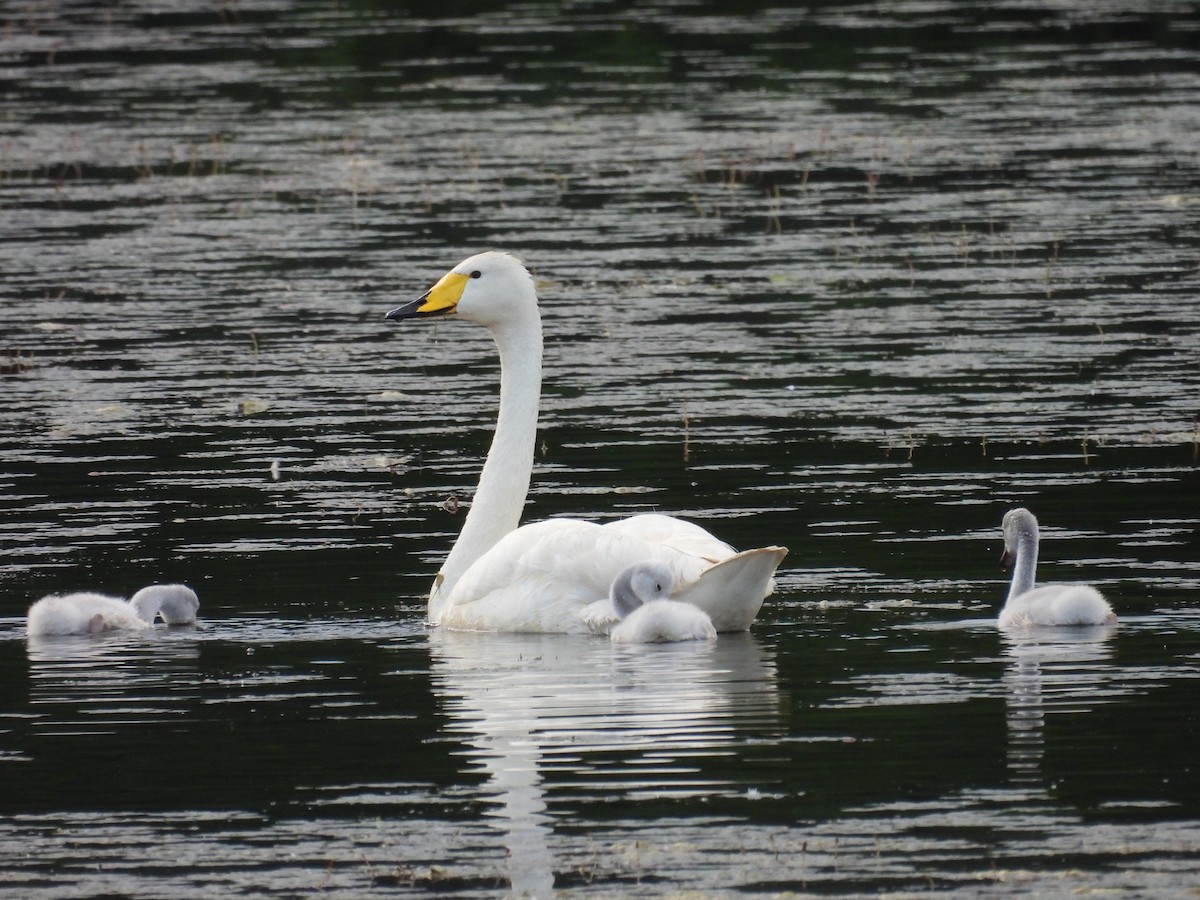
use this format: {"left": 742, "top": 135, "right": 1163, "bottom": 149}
{"left": 655, "top": 583, "right": 663, "bottom": 592}
{"left": 469, "top": 270, "right": 482, "bottom": 279}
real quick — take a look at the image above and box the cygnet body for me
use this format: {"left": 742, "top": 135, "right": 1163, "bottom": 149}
{"left": 999, "top": 508, "right": 1116, "bottom": 628}
{"left": 27, "top": 584, "right": 200, "bottom": 636}
{"left": 27, "top": 592, "right": 153, "bottom": 636}
{"left": 608, "top": 561, "right": 717, "bottom": 644}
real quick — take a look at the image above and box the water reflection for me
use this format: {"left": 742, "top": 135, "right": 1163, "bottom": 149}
{"left": 27, "top": 629, "right": 203, "bottom": 735}
{"left": 1001, "top": 627, "right": 1117, "bottom": 797}
{"left": 429, "top": 630, "right": 780, "bottom": 895}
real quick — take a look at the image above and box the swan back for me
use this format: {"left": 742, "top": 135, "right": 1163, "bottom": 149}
{"left": 129, "top": 584, "right": 200, "bottom": 625}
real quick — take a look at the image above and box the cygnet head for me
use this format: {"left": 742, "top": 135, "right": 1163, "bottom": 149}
{"left": 1001, "top": 507, "right": 1039, "bottom": 565}
{"left": 129, "top": 584, "right": 200, "bottom": 625}
{"left": 385, "top": 251, "right": 537, "bottom": 331}
{"left": 610, "top": 561, "right": 676, "bottom": 620}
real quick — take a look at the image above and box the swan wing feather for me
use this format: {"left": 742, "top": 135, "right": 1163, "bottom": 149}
{"left": 674, "top": 546, "right": 788, "bottom": 632}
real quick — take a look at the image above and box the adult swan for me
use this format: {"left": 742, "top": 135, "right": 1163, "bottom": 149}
{"left": 386, "top": 251, "right": 787, "bottom": 633}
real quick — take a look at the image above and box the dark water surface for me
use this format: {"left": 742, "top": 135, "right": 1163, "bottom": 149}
{"left": 2, "top": 1, "right": 1199, "bottom": 896}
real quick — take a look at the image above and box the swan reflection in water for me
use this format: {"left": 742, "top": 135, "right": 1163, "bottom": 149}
{"left": 1002, "top": 625, "right": 1117, "bottom": 793}
{"left": 428, "top": 630, "right": 782, "bottom": 897}
{"left": 26, "top": 630, "right": 202, "bottom": 734}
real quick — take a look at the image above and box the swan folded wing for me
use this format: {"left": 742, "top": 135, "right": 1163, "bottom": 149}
{"left": 440, "top": 518, "right": 712, "bottom": 633}
{"left": 674, "top": 546, "right": 788, "bottom": 632}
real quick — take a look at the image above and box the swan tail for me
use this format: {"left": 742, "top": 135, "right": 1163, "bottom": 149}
{"left": 676, "top": 546, "right": 787, "bottom": 632}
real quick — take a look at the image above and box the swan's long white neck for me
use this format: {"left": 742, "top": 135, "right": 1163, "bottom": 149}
{"left": 431, "top": 313, "right": 542, "bottom": 621}
{"left": 1006, "top": 525, "right": 1039, "bottom": 603}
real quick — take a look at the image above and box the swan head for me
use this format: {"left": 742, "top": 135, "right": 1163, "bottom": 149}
{"left": 129, "top": 584, "right": 200, "bottom": 625}
{"left": 610, "top": 561, "right": 676, "bottom": 619}
{"left": 1001, "top": 507, "right": 1038, "bottom": 566}
{"left": 385, "top": 251, "right": 536, "bottom": 330}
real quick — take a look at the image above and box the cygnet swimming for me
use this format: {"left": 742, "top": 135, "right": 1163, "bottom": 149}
{"left": 26, "top": 584, "right": 200, "bottom": 636}
{"left": 998, "top": 508, "right": 1116, "bottom": 628}
{"left": 608, "top": 561, "right": 717, "bottom": 644}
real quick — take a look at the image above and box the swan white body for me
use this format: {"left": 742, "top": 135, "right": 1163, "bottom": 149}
{"left": 27, "top": 584, "right": 200, "bottom": 636}
{"left": 386, "top": 251, "right": 787, "bottom": 633}
{"left": 998, "top": 508, "right": 1116, "bottom": 629}
{"left": 609, "top": 561, "right": 717, "bottom": 644}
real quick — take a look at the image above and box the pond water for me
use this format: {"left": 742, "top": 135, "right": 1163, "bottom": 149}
{"left": 1, "top": 0, "right": 1199, "bottom": 896}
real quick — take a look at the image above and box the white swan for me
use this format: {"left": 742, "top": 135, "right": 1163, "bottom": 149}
{"left": 26, "top": 584, "right": 200, "bottom": 636}
{"left": 386, "top": 251, "right": 787, "bottom": 633}
{"left": 609, "top": 561, "right": 717, "bottom": 643}
{"left": 998, "top": 508, "right": 1116, "bottom": 628}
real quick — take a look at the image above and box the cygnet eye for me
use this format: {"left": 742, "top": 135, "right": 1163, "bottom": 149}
{"left": 470, "top": 270, "right": 482, "bottom": 278}
{"left": 655, "top": 582, "right": 662, "bottom": 592}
